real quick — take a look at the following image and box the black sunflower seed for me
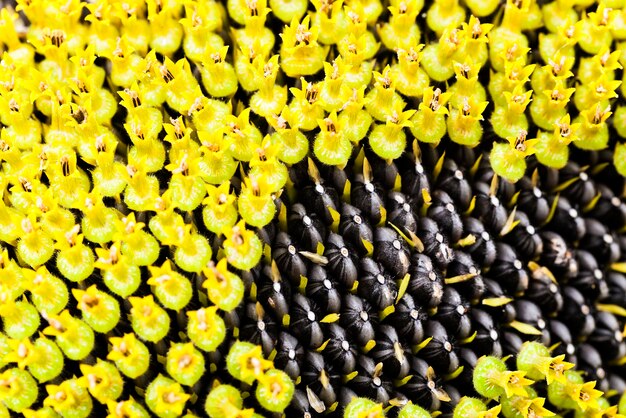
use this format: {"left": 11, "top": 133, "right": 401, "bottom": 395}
{"left": 273, "top": 232, "right": 308, "bottom": 284}
{"left": 428, "top": 190, "right": 465, "bottom": 243}
{"left": 305, "top": 264, "right": 342, "bottom": 314}
{"left": 274, "top": 331, "right": 305, "bottom": 380}
{"left": 408, "top": 253, "right": 444, "bottom": 308}
{"left": 323, "top": 324, "right": 358, "bottom": 375}
{"left": 339, "top": 204, "right": 374, "bottom": 256}
{"left": 290, "top": 294, "right": 325, "bottom": 349}
{"left": 358, "top": 258, "right": 398, "bottom": 310}
{"left": 289, "top": 203, "right": 327, "bottom": 252}
{"left": 324, "top": 233, "right": 359, "bottom": 290}
{"left": 374, "top": 227, "right": 411, "bottom": 279}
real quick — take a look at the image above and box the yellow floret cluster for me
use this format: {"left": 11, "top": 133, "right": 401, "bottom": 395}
{"left": 0, "top": 0, "right": 625, "bottom": 416}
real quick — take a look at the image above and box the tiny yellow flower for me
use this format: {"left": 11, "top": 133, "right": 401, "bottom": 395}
{"left": 4, "top": 339, "right": 39, "bottom": 369}
{"left": 238, "top": 345, "right": 273, "bottom": 383}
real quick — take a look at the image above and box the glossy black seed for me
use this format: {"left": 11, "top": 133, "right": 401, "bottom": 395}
{"left": 589, "top": 312, "right": 626, "bottom": 361}
{"left": 540, "top": 231, "right": 578, "bottom": 280}
{"left": 417, "top": 218, "right": 454, "bottom": 269}
{"left": 403, "top": 358, "right": 448, "bottom": 411}
{"left": 487, "top": 243, "right": 529, "bottom": 295}
{"left": 512, "top": 299, "right": 546, "bottom": 329}
{"left": 350, "top": 355, "right": 392, "bottom": 405}
{"left": 446, "top": 251, "right": 485, "bottom": 303}
{"left": 446, "top": 143, "right": 477, "bottom": 170}
{"left": 287, "top": 389, "right": 318, "bottom": 418}
{"left": 302, "top": 180, "right": 339, "bottom": 225}
{"left": 470, "top": 309, "right": 502, "bottom": 357}
{"left": 472, "top": 181, "right": 509, "bottom": 233}
{"left": 257, "top": 264, "right": 291, "bottom": 320}
{"left": 515, "top": 180, "right": 551, "bottom": 226}
{"left": 389, "top": 199, "right": 419, "bottom": 234}
{"left": 324, "top": 233, "right": 359, "bottom": 290}
{"left": 524, "top": 265, "right": 563, "bottom": 315}
{"left": 436, "top": 287, "right": 472, "bottom": 340}
{"left": 559, "top": 163, "right": 597, "bottom": 207}
{"left": 608, "top": 374, "right": 626, "bottom": 395}
{"left": 374, "top": 227, "right": 411, "bottom": 279}
{"left": 560, "top": 286, "right": 596, "bottom": 339}
{"left": 339, "top": 204, "right": 374, "bottom": 256}
{"left": 547, "top": 319, "right": 577, "bottom": 364}
{"left": 401, "top": 159, "right": 431, "bottom": 205}
{"left": 456, "top": 347, "right": 478, "bottom": 393}
{"left": 387, "top": 191, "right": 415, "bottom": 214}
{"left": 273, "top": 232, "right": 308, "bottom": 284}
{"left": 239, "top": 302, "right": 278, "bottom": 357}
{"left": 408, "top": 253, "right": 444, "bottom": 308}
{"left": 274, "top": 332, "right": 304, "bottom": 380}
{"left": 547, "top": 197, "right": 586, "bottom": 242}
{"left": 576, "top": 344, "right": 609, "bottom": 392}
{"left": 289, "top": 159, "right": 313, "bottom": 188}
{"left": 481, "top": 278, "right": 517, "bottom": 324}
{"left": 440, "top": 384, "right": 461, "bottom": 417}
{"left": 337, "top": 387, "right": 359, "bottom": 412}
{"left": 239, "top": 267, "right": 261, "bottom": 296}
{"left": 340, "top": 294, "right": 378, "bottom": 347}
{"left": 504, "top": 211, "right": 543, "bottom": 261}
{"left": 256, "top": 220, "right": 277, "bottom": 247}
{"left": 511, "top": 300, "right": 550, "bottom": 346}
{"left": 370, "top": 325, "right": 411, "bottom": 379}
{"left": 223, "top": 306, "right": 241, "bottom": 337}
{"left": 462, "top": 217, "right": 497, "bottom": 268}
{"left": 384, "top": 294, "right": 426, "bottom": 346}
{"left": 588, "top": 184, "right": 626, "bottom": 230}
{"left": 289, "top": 203, "right": 327, "bottom": 252}
{"left": 580, "top": 218, "right": 621, "bottom": 264}
{"left": 324, "top": 164, "right": 349, "bottom": 195}
{"left": 323, "top": 324, "right": 358, "bottom": 375}
{"left": 301, "top": 351, "right": 339, "bottom": 407}
{"left": 427, "top": 190, "right": 464, "bottom": 243}
{"left": 569, "top": 250, "right": 606, "bottom": 300}
{"left": 501, "top": 330, "right": 524, "bottom": 359}
{"left": 419, "top": 320, "right": 460, "bottom": 374}
{"left": 437, "top": 159, "right": 472, "bottom": 211}
{"left": 370, "top": 157, "right": 401, "bottom": 191}
{"left": 306, "top": 264, "right": 342, "bottom": 314}
{"left": 290, "top": 294, "right": 325, "bottom": 349}
{"left": 358, "top": 258, "right": 397, "bottom": 310}
{"left": 495, "top": 172, "right": 519, "bottom": 203}
{"left": 603, "top": 272, "right": 626, "bottom": 305}
{"left": 351, "top": 174, "right": 386, "bottom": 225}
{"left": 533, "top": 164, "right": 560, "bottom": 191}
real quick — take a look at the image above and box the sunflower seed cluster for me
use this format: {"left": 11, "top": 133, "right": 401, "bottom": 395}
{"left": 236, "top": 143, "right": 626, "bottom": 416}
